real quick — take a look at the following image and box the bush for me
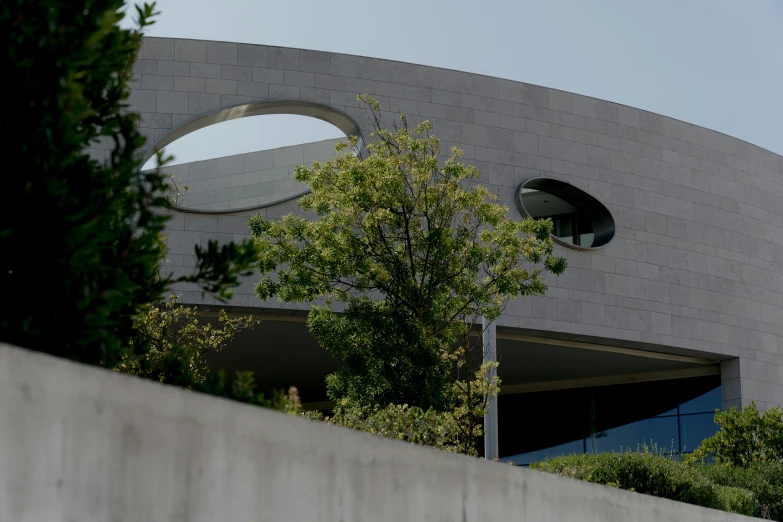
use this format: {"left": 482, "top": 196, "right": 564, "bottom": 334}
{"left": 531, "top": 403, "right": 783, "bottom": 519}
{"left": 691, "top": 402, "right": 783, "bottom": 467}
{"left": 321, "top": 401, "right": 461, "bottom": 452}
{"left": 701, "top": 462, "right": 783, "bottom": 521}
{"left": 198, "top": 371, "right": 303, "bottom": 414}
{"left": 532, "top": 452, "right": 760, "bottom": 517}
{"left": 117, "top": 295, "right": 259, "bottom": 387}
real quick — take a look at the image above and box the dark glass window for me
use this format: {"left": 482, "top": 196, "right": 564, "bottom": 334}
{"left": 680, "top": 386, "right": 722, "bottom": 415}
{"left": 515, "top": 178, "right": 615, "bottom": 249}
{"left": 499, "top": 378, "right": 722, "bottom": 464}
{"left": 680, "top": 414, "right": 720, "bottom": 453}
{"left": 503, "top": 439, "right": 584, "bottom": 467}
{"left": 591, "top": 416, "right": 679, "bottom": 454}
{"left": 549, "top": 213, "right": 595, "bottom": 248}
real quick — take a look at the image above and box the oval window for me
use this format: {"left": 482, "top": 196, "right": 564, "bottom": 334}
{"left": 142, "top": 112, "right": 349, "bottom": 212}
{"left": 515, "top": 178, "right": 615, "bottom": 250}
{"left": 141, "top": 114, "right": 345, "bottom": 169}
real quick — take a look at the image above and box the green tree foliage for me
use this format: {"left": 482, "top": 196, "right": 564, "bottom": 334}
{"left": 117, "top": 295, "right": 303, "bottom": 413}
{"left": 308, "top": 357, "right": 500, "bottom": 456}
{"left": 323, "top": 401, "right": 460, "bottom": 453}
{"left": 117, "top": 295, "right": 259, "bottom": 386}
{"left": 691, "top": 402, "right": 783, "bottom": 467}
{"left": 307, "top": 300, "right": 448, "bottom": 410}
{"left": 0, "top": 1, "right": 257, "bottom": 366}
{"left": 250, "top": 96, "right": 566, "bottom": 453}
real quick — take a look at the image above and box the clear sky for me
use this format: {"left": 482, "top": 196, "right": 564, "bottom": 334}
{"left": 132, "top": 0, "right": 783, "bottom": 167}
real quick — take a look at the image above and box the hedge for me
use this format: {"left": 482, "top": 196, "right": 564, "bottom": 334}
{"left": 531, "top": 452, "right": 779, "bottom": 519}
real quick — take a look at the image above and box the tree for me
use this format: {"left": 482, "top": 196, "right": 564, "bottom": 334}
{"left": 691, "top": 402, "right": 783, "bottom": 467}
{"left": 0, "top": 0, "right": 257, "bottom": 366}
{"left": 251, "top": 95, "right": 567, "bottom": 453}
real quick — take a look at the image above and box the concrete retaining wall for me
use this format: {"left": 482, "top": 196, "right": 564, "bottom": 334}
{"left": 0, "top": 343, "right": 757, "bottom": 521}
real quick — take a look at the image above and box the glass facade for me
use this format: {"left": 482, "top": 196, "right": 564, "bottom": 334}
{"left": 499, "top": 377, "right": 721, "bottom": 466}
{"left": 547, "top": 211, "right": 594, "bottom": 248}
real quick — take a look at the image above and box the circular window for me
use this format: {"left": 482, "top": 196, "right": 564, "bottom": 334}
{"left": 515, "top": 178, "right": 615, "bottom": 250}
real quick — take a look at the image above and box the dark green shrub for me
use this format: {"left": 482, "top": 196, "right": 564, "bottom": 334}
{"left": 307, "top": 301, "right": 449, "bottom": 411}
{"left": 532, "top": 452, "right": 760, "bottom": 517}
{"left": 701, "top": 462, "right": 783, "bottom": 520}
{"left": 692, "top": 402, "right": 783, "bottom": 467}
{"left": 198, "top": 371, "right": 303, "bottom": 413}
{"left": 1, "top": 0, "right": 257, "bottom": 367}
{"left": 321, "top": 400, "right": 461, "bottom": 452}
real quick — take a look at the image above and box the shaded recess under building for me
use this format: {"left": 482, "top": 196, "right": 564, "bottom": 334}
{"left": 202, "top": 312, "right": 721, "bottom": 460}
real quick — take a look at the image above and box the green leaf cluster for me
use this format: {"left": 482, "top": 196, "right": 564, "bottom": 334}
{"left": 701, "top": 462, "right": 783, "bottom": 521}
{"left": 534, "top": 449, "right": 783, "bottom": 520}
{"left": 117, "top": 295, "right": 303, "bottom": 413}
{"left": 116, "top": 295, "right": 259, "bottom": 386}
{"left": 251, "top": 97, "right": 566, "bottom": 327}
{"left": 250, "top": 96, "right": 566, "bottom": 452}
{"left": 307, "top": 301, "right": 448, "bottom": 411}
{"left": 0, "top": 1, "right": 257, "bottom": 366}
{"left": 690, "top": 402, "right": 783, "bottom": 467}
{"left": 321, "top": 400, "right": 461, "bottom": 453}
{"left": 309, "top": 362, "right": 498, "bottom": 456}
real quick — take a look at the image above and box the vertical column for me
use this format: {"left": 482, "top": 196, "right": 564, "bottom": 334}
{"left": 483, "top": 316, "right": 498, "bottom": 460}
{"left": 720, "top": 358, "right": 782, "bottom": 412}
{"left": 721, "top": 359, "right": 743, "bottom": 411}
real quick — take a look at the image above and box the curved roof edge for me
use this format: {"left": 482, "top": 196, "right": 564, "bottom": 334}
{"left": 140, "top": 36, "right": 782, "bottom": 172}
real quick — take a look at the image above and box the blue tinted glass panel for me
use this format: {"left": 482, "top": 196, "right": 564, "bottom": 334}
{"left": 656, "top": 408, "right": 677, "bottom": 417}
{"left": 680, "top": 413, "right": 719, "bottom": 453}
{"left": 591, "top": 416, "right": 678, "bottom": 454}
{"left": 680, "top": 386, "right": 722, "bottom": 414}
{"left": 502, "top": 439, "right": 584, "bottom": 466}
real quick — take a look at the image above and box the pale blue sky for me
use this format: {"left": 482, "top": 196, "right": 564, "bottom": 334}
{"left": 133, "top": 0, "right": 783, "bottom": 167}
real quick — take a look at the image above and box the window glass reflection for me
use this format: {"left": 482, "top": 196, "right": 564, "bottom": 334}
{"left": 680, "top": 413, "right": 719, "bottom": 453}
{"left": 499, "top": 382, "right": 722, "bottom": 464}
{"left": 592, "top": 416, "right": 679, "bottom": 454}
{"left": 521, "top": 189, "right": 597, "bottom": 248}
{"left": 503, "top": 439, "right": 584, "bottom": 466}
{"left": 680, "top": 386, "right": 722, "bottom": 414}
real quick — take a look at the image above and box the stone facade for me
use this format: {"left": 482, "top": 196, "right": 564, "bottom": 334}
{"left": 151, "top": 138, "right": 342, "bottom": 210}
{"left": 120, "top": 37, "right": 783, "bottom": 412}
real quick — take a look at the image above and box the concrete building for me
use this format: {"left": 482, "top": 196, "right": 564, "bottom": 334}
{"left": 104, "top": 36, "right": 783, "bottom": 463}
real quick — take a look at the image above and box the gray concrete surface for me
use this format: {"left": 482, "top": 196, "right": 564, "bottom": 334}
{"left": 0, "top": 343, "right": 760, "bottom": 522}
{"left": 114, "top": 37, "right": 783, "bottom": 412}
